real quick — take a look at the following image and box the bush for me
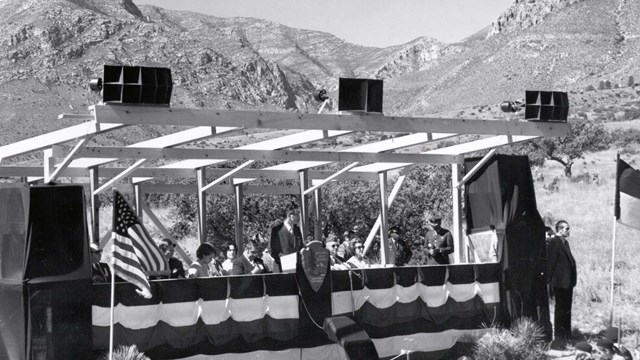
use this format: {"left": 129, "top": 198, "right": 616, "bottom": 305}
{"left": 98, "top": 345, "right": 150, "bottom": 360}
{"left": 473, "top": 319, "right": 546, "bottom": 360}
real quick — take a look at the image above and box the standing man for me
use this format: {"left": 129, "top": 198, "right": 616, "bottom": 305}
{"left": 270, "top": 204, "right": 303, "bottom": 271}
{"left": 547, "top": 220, "right": 577, "bottom": 348}
{"left": 424, "top": 215, "right": 454, "bottom": 265}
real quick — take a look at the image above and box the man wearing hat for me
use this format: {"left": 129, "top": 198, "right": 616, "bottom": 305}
{"left": 424, "top": 215, "right": 454, "bottom": 265}
{"left": 90, "top": 242, "right": 111, "bottom": 283}
{"left": 159, "top": 238, "right": 185, "bottom": 279}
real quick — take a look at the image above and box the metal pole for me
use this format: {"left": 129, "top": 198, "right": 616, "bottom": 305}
{"left": 609, "top": 216, "right": 617, "bottom": 326}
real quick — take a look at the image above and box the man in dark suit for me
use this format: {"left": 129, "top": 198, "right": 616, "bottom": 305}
{"left": 232, "top": 240, "right": 269, "bottom": 275}
{"left": 90, "top": 242, "right": 111, "bottom": 283}
{"left": 270, "top": 204, "right": 303, "bottom": 271}
{"left": 547, "top": 220, "right": 577, "bottom": 347}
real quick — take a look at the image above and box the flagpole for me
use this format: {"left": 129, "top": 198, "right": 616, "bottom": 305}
{"left": 109, "top": 257, "right": 115, "bottom": 360}
{"left": 609, "top": 216, "right": 617, "bottom": 327}
{"left": 610, "top": 153, "right": 620, "bottom": 327}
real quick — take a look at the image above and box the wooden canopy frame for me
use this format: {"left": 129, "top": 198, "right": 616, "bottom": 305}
{"left": 0, "top": 103, "right": 571, "bottom": 265}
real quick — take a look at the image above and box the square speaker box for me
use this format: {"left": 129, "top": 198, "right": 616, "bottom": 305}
{"left": 524, "top": 90, "right": 569, "bottom": 121}
{"left": 338, "top": 78, "right": 383, "bottom": 113}
{"left": 102, "top": 65, "right": 172, "bottom": 105}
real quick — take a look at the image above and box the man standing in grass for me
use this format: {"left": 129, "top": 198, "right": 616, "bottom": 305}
{"left": 547, "top": 220, "right": 577, "bottom": 348}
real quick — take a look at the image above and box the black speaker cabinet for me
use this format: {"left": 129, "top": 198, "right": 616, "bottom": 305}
{"left": 0, "top": 184, "right": 93, "bottom": 360}
{"left": 323, "top": 316, "right": 380, "bottom": 360}
{"left": 338, "top": 78, "right": 383, "bottom": 114}
{"left": 524, "top": 91, "right": 569, "bottom": 121}
{"left": 102, "top": 65, "right": 173, "bottom": 105}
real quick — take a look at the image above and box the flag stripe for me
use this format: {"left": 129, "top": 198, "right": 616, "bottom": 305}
{"left": 129, "top": 224, "right": 165, "bottom": 271}
{"left": 619, "top": 192, "right": 640, "bottom": 230}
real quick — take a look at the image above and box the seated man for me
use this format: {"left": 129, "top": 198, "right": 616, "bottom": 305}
{"left": 232, "top": 240, "right": 270, "bottom": 275}
{"left": 159, "top": 238, "right": 185, "bottom": 279}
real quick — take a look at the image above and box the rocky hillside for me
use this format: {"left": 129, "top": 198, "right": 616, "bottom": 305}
{"left": 1, "top": 0, "right": 640, "bottom": 148}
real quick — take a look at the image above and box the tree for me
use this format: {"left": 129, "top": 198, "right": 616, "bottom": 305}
{"left": 509, "top": 120, "right": 609, "bottom": 177}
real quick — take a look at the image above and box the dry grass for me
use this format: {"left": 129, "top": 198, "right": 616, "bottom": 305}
{"left": 536, "top": 149, "right": 640, "bottom": 349}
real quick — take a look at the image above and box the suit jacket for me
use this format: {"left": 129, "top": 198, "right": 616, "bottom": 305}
{"left": 546, "top": 235, "right": 576, "bottom": 289}
{"left": 231, "top": 254, "right": 269, "bottom": 275}
{"left": 270, "top": 222, "right": 303, "bottom": 263}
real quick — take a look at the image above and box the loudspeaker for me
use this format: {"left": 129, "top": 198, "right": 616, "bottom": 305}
{"left": 25, "top": 185, "right": 90, "bottom": 280}
{"left": 338, "top": 78, "right": 383, "bottom": 114}
{"left": 524, "top": 91, "right": 569, "bottom": 121}
{"left": 0, "top": 184, "right": 93, "bottom": 360}
{"left": 102, "top": 65, "right": 173, "bottom": 105}
{"left": 323, "top": 316, "right": 380, "bottom": 360}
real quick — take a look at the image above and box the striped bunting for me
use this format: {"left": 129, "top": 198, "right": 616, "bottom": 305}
{"left": 112, "top": 190, "right": 168, "bottom": 298}
{"left": 616, "top": 157, "right": 640, "bottom": 230}
{"left": 92, "top": 265, "right": 501, "bottom": 358}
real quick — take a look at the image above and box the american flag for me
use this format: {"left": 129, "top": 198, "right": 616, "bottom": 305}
{"left": 111, "top": 190, "right": 168, "bottom": 298}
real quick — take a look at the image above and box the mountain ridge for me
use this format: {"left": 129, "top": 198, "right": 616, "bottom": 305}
{"left": 1, "top": 0, "right": 640, "bottom": 149}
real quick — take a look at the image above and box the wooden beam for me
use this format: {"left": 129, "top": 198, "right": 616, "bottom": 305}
{"left": 0, "top": 121, "right": 123, "bottom": 161}
{"left": 457, "top": 149, "right": 497, "bottom": 188}
{"left": 46, "top": 139, "right": 88, "bottom": 183}
{"left": 141, "top": 202, "right": 192, "bottom": 265}
{"left": 234, "top": 184, "right": 244, "bottom": 248}
{"left": 452, "top": 164, "right": 463, "bottom": 264}
{"left": 0, "top": 166, "right": 381, "bottom": 181}
{"left": 197, "top": 168, "right": 207, "bottom": 243}
{"left": 299, "top": 170, "right": 309, "bottom": 240}
{"left": 67, "top": 126, "right": 239, "bottom": 169}
{"left": 303, "top": 162, "right": 360, "bottom": 196}
{"left": 313, "top": 188, "right": 322, "bottom": 241}
{"left": 93, "top": 159, "right": 147, "bottom": 196}
{"left": 89, "top": 167, "right": 100, "bottom": 245}
{"left": 65, "top": 146, "right": 463, "bottom": 164}
{"left": 92, "top": 104, "right": 571, "bottom": 137}
{"left": 379, "top": 171, "right": 390, "bottom": 265}
{"left": 201, "top": 160, "right": 255, "bottom": 193}
{"left": 363, "top": 175, "right": 407, "bottom": 254}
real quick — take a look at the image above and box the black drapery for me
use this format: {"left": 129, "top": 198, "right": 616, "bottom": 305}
{"left": 464, "top": 154, "right": 551, "bottom": 337}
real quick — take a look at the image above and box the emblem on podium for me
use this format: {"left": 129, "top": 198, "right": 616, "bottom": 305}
{"left": 300, "top": 240, "right": 330, "bottom": 292}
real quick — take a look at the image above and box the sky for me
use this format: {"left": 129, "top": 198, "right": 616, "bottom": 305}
{"left": 133, "top": 0, "right": 514, "bottom": 47}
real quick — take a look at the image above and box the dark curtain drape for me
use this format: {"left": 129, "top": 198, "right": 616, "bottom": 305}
{"left": 465, "top": 154, "right": 551, "bottom": 338}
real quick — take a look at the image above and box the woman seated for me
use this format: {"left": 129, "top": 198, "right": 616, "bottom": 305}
{"left": 346, "top": 238, "right": 370, "bottom": 269}
{"left": 188, "top": 243, "right": 223, "bottom": 278}
{"left": 221, "top": 243, "right": 237, "bottom": 275}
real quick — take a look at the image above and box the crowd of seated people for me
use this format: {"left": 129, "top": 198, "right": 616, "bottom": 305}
{"left": 95, "top": 211, "right": 452, "bottom": 283}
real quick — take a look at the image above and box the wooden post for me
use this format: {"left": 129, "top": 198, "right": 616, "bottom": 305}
{"left": 379, "top": 171, "right": 390, "bottom": 265}
{"left": 234, "top": 184, "right": 244, "bottom": 249}
{"left": 134, "top": 184, "right": 143, "bottom": 220}
{"left": 314, "top": 188, "right": 323, "bottom": 241}
{"left": 452, "top": 163, "right": 463, "bottom": 263}
{"left": 89, "top": 167, "right": 100, "bottom": 245}
{"left": 197, "top": 168, "right": 207, "bottom": 243}
{"left": 298, "top": 170, "right": 309, "bottom": 240}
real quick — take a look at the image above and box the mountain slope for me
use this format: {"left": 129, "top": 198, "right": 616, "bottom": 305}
{"left": 2, "top": 0, "right": 640, "bottom": 148}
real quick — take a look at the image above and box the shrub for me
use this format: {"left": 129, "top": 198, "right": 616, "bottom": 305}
{"left": 98, "top": 345, "right": 150, "bottom": 360}
{"left": 473, "top": 319, "right": 546, "bottom": 360}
